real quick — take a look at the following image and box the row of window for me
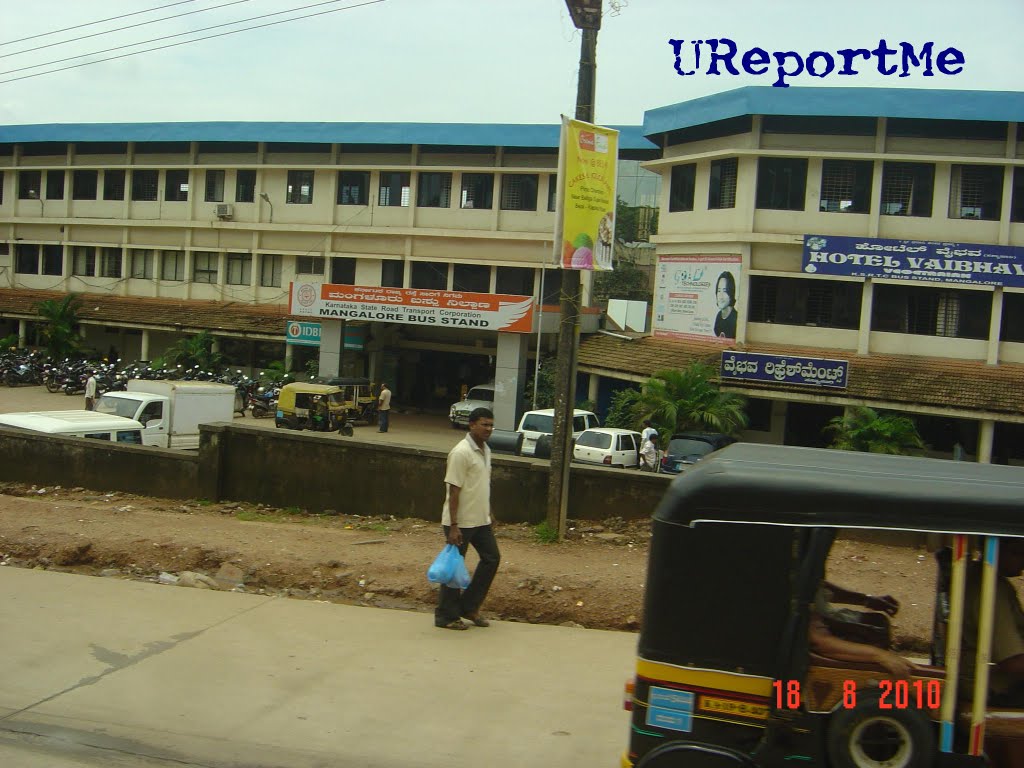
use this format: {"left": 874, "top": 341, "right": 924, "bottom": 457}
{"left": 747, "top": 275, "right": 1022, "bottom": 342}
{"left": 669, "top": 158, "right": 1024, "bottom": 222}
{"left": 1, "top": 169, "right": 560, "bottom": 212}
{"left": 6, "top": 243, "right": 555, "bottom": 299}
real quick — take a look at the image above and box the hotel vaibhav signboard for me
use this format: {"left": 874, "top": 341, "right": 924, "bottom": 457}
{"left": 553, "top": 117, "right": 619, "bottom": 271}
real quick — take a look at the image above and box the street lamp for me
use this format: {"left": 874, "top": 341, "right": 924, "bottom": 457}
{"left": 545, "top": 0, "right": 602, "bottom": 540}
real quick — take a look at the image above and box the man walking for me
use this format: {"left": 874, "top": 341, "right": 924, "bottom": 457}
{"left": 84, "top": 371, "right": 98, "bottom": 411}
{"left": 435, "top": 407, "right": 500, "bottom": 631}
{"left": 377, "top": 382, "right": 391, "bottom": 432}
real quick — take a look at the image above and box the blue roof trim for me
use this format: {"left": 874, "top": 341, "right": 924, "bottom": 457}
{"left": 0, "top": 121, "right": 656, "bottom": 150}
{"left": 643, "top": 86, "right": 1024, "bottom": 138}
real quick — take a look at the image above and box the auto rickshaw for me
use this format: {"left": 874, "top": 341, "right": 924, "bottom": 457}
{"left": 321, "top": 377, "right": 377, "bottom": 424}
{"left": 274, "top": 382, "right": 354, "bottom": 436}
{"left": 623, "top": 443, "right": 1024, "bottom": 768}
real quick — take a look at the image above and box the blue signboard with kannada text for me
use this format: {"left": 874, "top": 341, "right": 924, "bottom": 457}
{"left": 802, "top": 234, "right": 1024, "bottom": 288}
{"left": 721, "top": 351, "right": 848, "bottom": 389}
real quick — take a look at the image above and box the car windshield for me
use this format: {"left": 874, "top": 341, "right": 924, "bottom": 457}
{"left": 521, "top": 414, "right": 553, "bottom": 433}
{"left": 95, "top": 396, "right": 138, "bottom": 419}
{"left": 466, "top": 388, "right": 494, "bottom": 402}
{"left": 666, "top": 438, "right": 716, "bottom": 459}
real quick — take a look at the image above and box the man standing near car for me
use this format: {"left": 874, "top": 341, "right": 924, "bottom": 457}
{"left": 84, "top": 371, "right": 98, "bottom": 411}
{"left": 639, "top": 433, "right": 659, "bottom": 472}
{"left": 377, "top": 382, "right": 391, "bottom": 432}
{"left": 435, "top": 407, "right": 500, "bottom": 631}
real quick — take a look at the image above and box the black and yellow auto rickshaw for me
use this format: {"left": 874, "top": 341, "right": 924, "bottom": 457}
{"left": 274, "top": 383, "right": 354, "bottom": 436}
{"left": 322, "top": 377, "right": 377, "bottom": 425}
{"left": 623, "top": 443, "right": 1024, "bottom": 768}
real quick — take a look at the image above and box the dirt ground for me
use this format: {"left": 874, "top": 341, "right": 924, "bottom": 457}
{"left": 0, "top": 481, "right": 942, "bottom": 649}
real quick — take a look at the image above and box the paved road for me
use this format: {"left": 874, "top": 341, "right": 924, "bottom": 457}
{"left": 0, "top": 385, "right": 465, "bottom": 454}
{"left": 0, "top": 568, "right": 636, "bottom": 768}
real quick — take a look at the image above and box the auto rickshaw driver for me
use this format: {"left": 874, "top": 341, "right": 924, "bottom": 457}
{"left": 311, "top": 395, "right": 331, "bottom": 432}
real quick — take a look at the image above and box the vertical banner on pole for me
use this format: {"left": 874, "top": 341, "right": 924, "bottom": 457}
{"left": 553, "top": 116, "right": 619, "bottom": 271}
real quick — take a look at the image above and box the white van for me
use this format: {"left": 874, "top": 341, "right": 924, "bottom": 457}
{"left": 516, "top": 408, "right": 600, "bottom": 456}
{"left": 0, "top": 410, "right": 151, "bottom": 445}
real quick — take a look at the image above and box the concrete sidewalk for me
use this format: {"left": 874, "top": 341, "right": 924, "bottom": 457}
{"left": 0, "top": 568, "right": 637, "bottom": 768}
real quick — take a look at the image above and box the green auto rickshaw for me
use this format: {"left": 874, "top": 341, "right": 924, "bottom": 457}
{"left": 623, "top": 443, "right": 1024, "bottom": 768}
{"left": 274, "top": 383, "right": 353, "bottom": 436}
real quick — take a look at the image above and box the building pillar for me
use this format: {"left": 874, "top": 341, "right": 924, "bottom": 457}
{"left": 987, "top": 288, "right": 1004, "bottom": 365}
{"left": 317, "top": 319, "right": 342, "bottom": 377}
{"left": 140, "top": 329, "right": 150, "bottom": 361}
{"left": 494, "top": 331, "right": 528, "bottom": 431}
{"left": 588, "top": 373, "right": 599, "bottom": 405}
{"left": 857, "top": 279, "right": 874, "bottom": 355}
{"left": 978, "top": 419, "right": 995, "bottom": 464}
{"left": 17, "top": 319, "right": 27, "bottom": 348}
{"left": 284, "top": 342, "right": 295, "bottom": 374}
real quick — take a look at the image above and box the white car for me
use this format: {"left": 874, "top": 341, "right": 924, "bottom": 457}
{"left": 449, "top": 382, "right": 495, "bottom": 428}
{"left": 516, "top": 408, "right": 600, "bottom": 456}
{"left": 573, "top": 428, "right": 642, "bottom": 468}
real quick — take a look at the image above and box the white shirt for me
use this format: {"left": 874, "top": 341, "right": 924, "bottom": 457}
{"left": 84, "top": 376, "right": 97, "bottom": 398}
{"left": 377, "top": 387, "right": 391, "bottom": 411}
{"left": 441, "top": 433, "right": 492, "bottom": 528}
{"left": 641, "top": 426, "right": 658, "bottom": 443}
{"left": 639, "top": 439, "right": 659, "bottom": 470}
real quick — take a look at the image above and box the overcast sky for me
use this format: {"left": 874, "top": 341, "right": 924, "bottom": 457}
{"left": 1, "top": 0, "right": 1020, "bottom": 127}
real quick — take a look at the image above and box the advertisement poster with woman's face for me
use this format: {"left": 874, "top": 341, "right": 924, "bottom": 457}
{"left": 653, "top": 255, "right": 741, "bottom": 342}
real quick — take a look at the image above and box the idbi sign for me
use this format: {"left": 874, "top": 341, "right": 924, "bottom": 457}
{"left": 286, "top": 321, "right": 321, "bottom": 346}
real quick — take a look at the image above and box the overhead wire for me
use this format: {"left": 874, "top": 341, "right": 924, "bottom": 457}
{"left": 1, "top": 0, "right": 253, "bottom": 61}
{"left": 0, "top": 0, "right": 199, "bottom": 48}
{"left": 0, "top": 0, "right": 386, "bottom": 85}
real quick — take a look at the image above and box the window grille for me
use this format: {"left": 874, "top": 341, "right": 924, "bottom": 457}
{"left": 411, "top": 261, "right": 448, "bottom": 290}
{"left": 755, "top": 158, "right": 806, "bottom": 211}
{"left": 881, "top": 162, "right": 933, "bottom": 217}
{"left": 872, "top": 284, "right": 991, "bottom": 339}
{"left": 461, "top": 173, "right": 494, "bottom": 209}
{"left": 337, "top": 171, "right": 369, "bottom": 205}
{"left": 100, "top": 247, "right": 122, "bottom": 278}
{"left": 1001, "top": 293, "right": 1024, "bottom": 342}
{"left": 330, "top": 257, "right": 356, "bottom": 284}
{"left": 193, "top": 251, "right": 218, "bottom": 284}
{"left": 949, "top": 164, "right": 1003, "bottom": 220}
{"left": 381, "top": 260, "right": 404, "bottom": 287}
{"left": 669, "top": 164, "right": 696, "bottom": 212}
{"left": 496, "top": 266, "right": 534, "bottom": 296}
{"left": 72, "top": 246, "right": 96, "bottom": 276}
{"left": 820, "top": 160, "right": 872, "bottom": 213}
{"left": 235, "top": 170, "right": 256, "bottom": 203}
{"left": 453, "top": 264, "right": 489, "bottom": 293}
{"left": 18, "top": 170, "right": 41, "bottom": 199}
{"left": 417, "top": 172, "right": 452, "bottom": 208}
{"left": 205, "top": 170, "right": 225, "bottom": 203}
{"left": 500, "top": 174, "right": 539, "bottom": 211}
{"left": 132, "top": 170, "right": 158, "bottom": 201}
{"left": 226, "top": 253, "right": 251, "bottom": 285}
{"left": 286, "top": 170, "right": 314, "bottom": 204}
{"left": 260, "top": 254, "right": 282, "bottom": 287}
{"left": 161, "top": 251, "right": 184, "bottom": 281}
{"left": 165, "top": 170, "right": 189, "bottom": 202}
{"left": 708, "top": 158, "right": 737, "bottom": 209}
{"left": 103, "top": 170, "right": 125, "bottom": 201}
{"left": 46, "top": 170, "right": 65, "bottom": 200}
{"left": 379, "top": 172, "right": 410, "bottom": 207}
{"left": 72, "top": 170, "right": 98, "bottom": 201}
{"left": 546, "top": 175, "right": 557, "bottom": 212}
{"left": 748, "top": 276, "right": 862, "bottom": 329}
{"left": 14, "top": 243, "right": 39, "bottom": 274}
{"left": 130, "top": 250, "right": 154, "bottom": 279}
{"left": 296, "top": 256, "right": 325, "bottom": 275}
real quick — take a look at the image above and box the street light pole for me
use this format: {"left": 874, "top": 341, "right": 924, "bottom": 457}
{"left": 546, "top": 2, "right": 600, "bottom": 540}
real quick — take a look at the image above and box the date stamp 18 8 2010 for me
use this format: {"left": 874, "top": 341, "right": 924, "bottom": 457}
{"left": 773, "top": 679, "right": 942, "bottom": 710}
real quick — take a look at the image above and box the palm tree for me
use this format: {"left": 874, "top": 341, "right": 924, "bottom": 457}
{"left": 34, "top": 294, "right": 82, "bottom": 359}
{"left": 824, "top": 406, "right": 924, "bottom": 455}
{"left": 164, "top": 330, "right": 224, "bottom": 372}
{"left": 635, "top": 363, "right": 748, "bottom": 438}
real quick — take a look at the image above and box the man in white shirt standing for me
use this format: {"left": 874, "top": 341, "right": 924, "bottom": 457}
{"left": 377, "top": 382, "right": 391, "bottom": 432}
{"left": 84, "top": 371, "right": 98, "bottom": 411}
{"left": 435, "top": 407, "right": 500, "bottom": 631}
{"left": 641, "top": 420, "right": 658, "bottom": 445}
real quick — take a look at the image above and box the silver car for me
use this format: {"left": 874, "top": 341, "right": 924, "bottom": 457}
{"left": 449, "top": 383, "right": 495, "bottom": 428}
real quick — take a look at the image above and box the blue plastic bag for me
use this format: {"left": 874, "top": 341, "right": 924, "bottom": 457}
{"left": 427, "top": 544, "right": 471, "bottom": 589}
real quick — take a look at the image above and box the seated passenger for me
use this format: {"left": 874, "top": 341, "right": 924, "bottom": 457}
{"left": 961, "top": 538, "right": 1024, "bottom": 708}
{"left": 817, "top": 580, "right": 898, "bottom": 648}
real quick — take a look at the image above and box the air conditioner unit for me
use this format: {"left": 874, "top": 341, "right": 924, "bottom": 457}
{"left": 215, "top": 204, "right": 233, "bottom": 219}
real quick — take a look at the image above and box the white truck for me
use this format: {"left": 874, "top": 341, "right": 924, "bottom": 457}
{"left": 95, "top": 380, "right": 236, "bottom": 450}
{"left": 0, "top": 411, "right": 154, "bottom": 446}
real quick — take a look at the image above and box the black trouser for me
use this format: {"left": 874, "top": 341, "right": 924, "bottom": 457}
{"left": 435, "top": 524, "right": 500, "bottom": 626}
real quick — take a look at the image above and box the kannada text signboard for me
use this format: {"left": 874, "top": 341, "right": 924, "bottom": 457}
{"left": 720, "top": 350, "right": 849, "bottom": 389}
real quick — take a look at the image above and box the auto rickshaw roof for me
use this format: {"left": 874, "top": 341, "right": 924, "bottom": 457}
{"left": 280, "top": 382, "right": 343, "bottom": 395}
{"left": 320, "top": 377, "right": 371, "bottom": 387}
{"left": 657, "top": 443, "right": 1024, "bottom": 537}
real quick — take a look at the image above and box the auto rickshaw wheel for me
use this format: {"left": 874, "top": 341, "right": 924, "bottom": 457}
{"left": 340, "top": 424, "right": 354, "bottom": 437}
{"left": 634, "top": 740, "right": 757, "bottom": 767}
{"left": 826, "top": 692, "right": 934, "bottom": 768}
